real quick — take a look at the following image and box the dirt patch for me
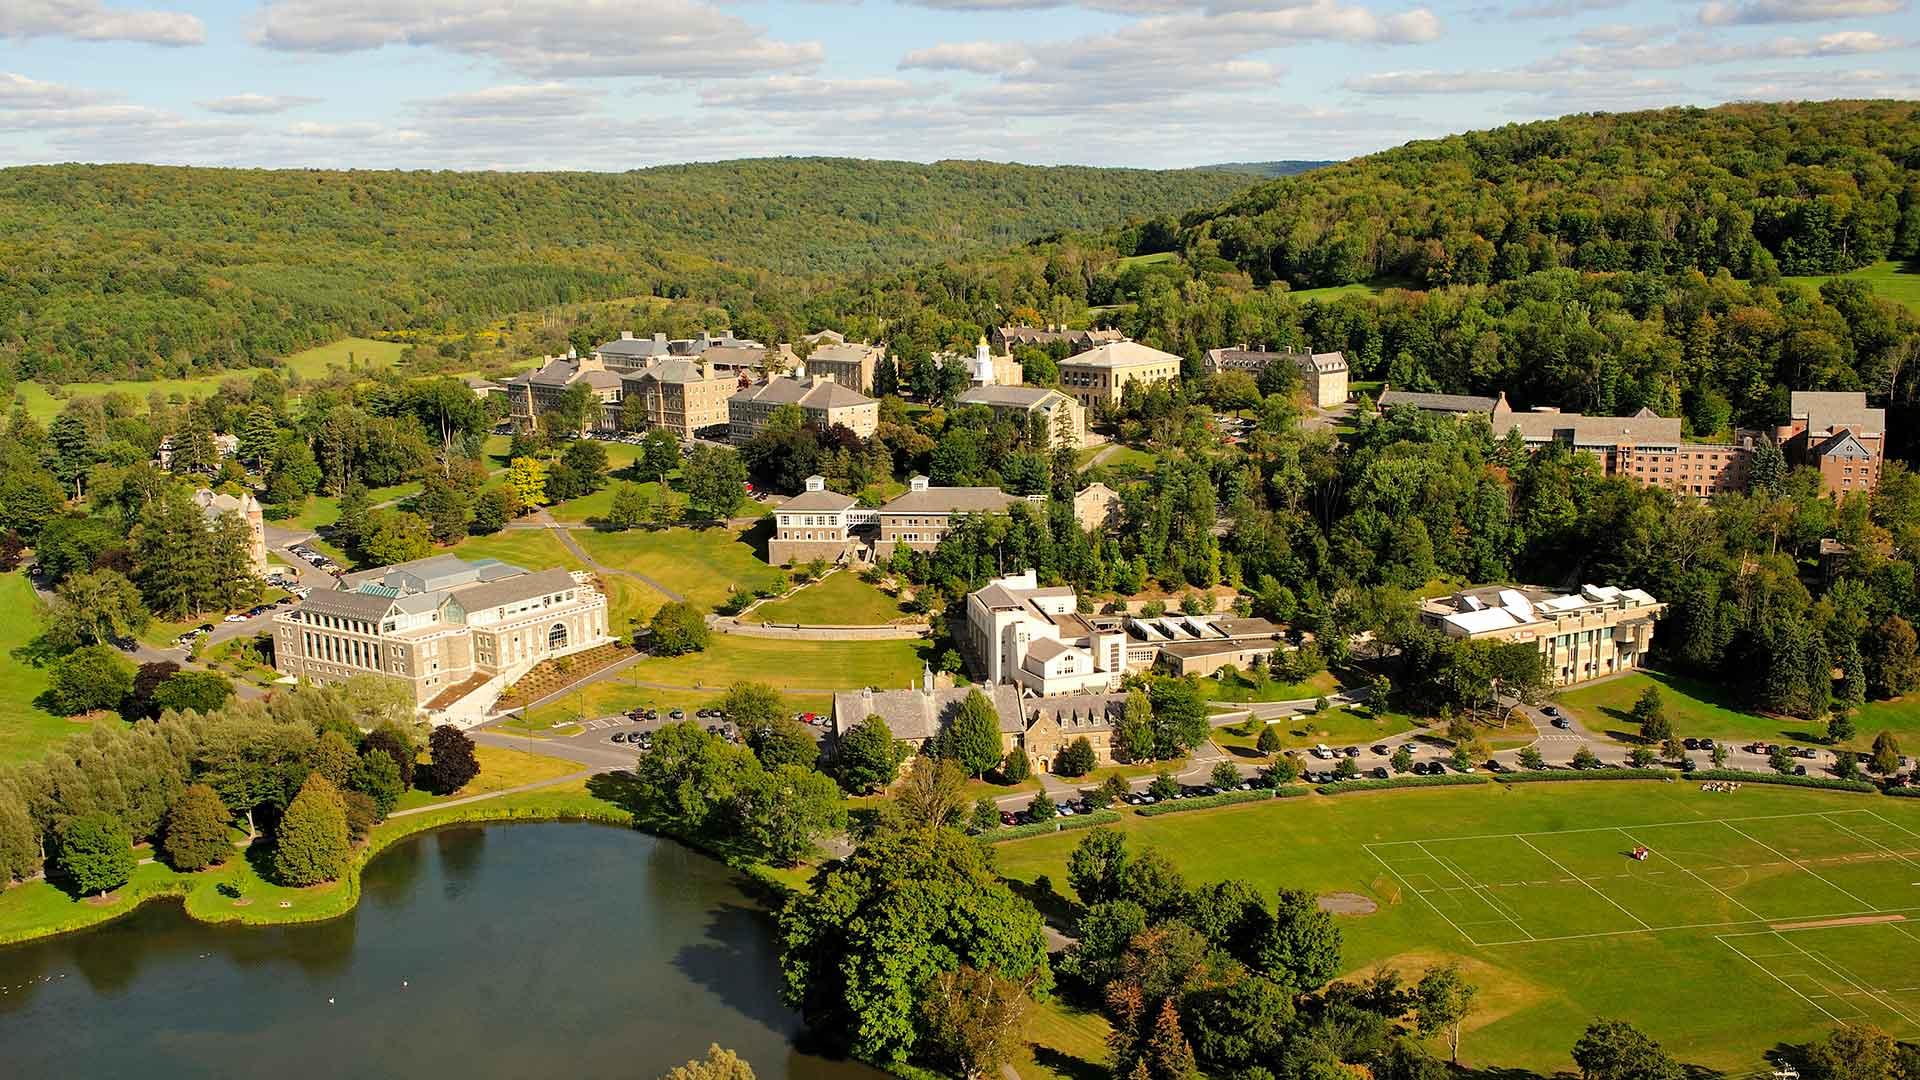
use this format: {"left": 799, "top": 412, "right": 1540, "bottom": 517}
{"left": 1319, "top": 891, "right": 1379, "bottom": 915}
{"left": 1769, "top": 913, "right": 1906, "bottom": 931}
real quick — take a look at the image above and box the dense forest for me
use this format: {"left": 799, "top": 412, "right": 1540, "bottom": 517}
{"left": 1174, "top": 101, "right": 1920, "bottom": 289}
{"left": 0, "top": 158, "right": 1251, "bottom": 382}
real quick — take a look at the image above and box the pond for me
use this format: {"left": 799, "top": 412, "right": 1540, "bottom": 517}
{"left": 0, "top": 822, "right": 883, "bottom": 1080}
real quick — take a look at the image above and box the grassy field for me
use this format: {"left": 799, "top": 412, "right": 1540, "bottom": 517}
{"left": 1287, "top": 277, "right": 1418, "bottom": 303}
{"left": 623, "top": 635, "right": 929, "bottom": 695}
{"left": 1214, "top": 705, "right": 1419, "bottom": 757}
{"left": 446, "top": 528, "right": 665, "bottom": 630}
{"left": 1786, "top": 259, "right": 1920, "bottom": 316}
{"left": 743, "top": 571, "right": 908, "bottom": 626}
{"left": 9, "top": 337, "right": 409, "bottom": 423}
{"left": 388, "top": 744, "right": 584, "bottom": 812}
{"left": 0, "top": 572, "right": 107, "bottom": 763}
{"left": 1078, "top": 444, "right": 1160, "bottom": 471}
{"left": 991, "top": 781, "right": 1920, "bottom": 1073}
{"left": 574, "top": 524, "right": 787, "bottom": 613}
{"left": 1194, "top": 668, "right": 1339, "bottom": 703}
{"left": 1553, "top": 670, "right": 1905, "bottom": 750}
{"left": 288, "top": 480, "right": 424, "bottom": 531}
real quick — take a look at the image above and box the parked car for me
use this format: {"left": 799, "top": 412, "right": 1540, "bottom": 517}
{"left": 1371, "top": 744, "right": 1389, "bottom": 756}
{"left": 1343, "top": 746, "right": 1361, "bottom": 758}
{"left": 669, "top": 708, "right": 685, "bottom": 719}
{"left": 611, "top": 732, "right": 627, "bottom": 743}
{"left": 1372, "top": 767, "right": 1390, "bottom": 779}
{"left": 1793, "top": 765, "right": 1808, "bottom": 775}
{"left": 1552, "top": 717, "right": 1571, "bottom": 729}
{"left": 1542, "top": 705, "right": 1560, "bottom": 717}
{"left": 1683, "top": 737, "right": 1700, "bottom": 750}
{"left": 1001, "top": 812, "right": 1016, "bottom": 825}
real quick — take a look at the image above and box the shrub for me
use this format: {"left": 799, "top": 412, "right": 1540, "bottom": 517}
{"left": 425, "top": 724, "right": 481, "bottom": 795}
{"left": 1149, "top": 771, "right": 1180, "bottom": 800}
{"left": 1315, "top": 775, "right": 1490, "bottom": 795}
{"left": 348, "top": 749, "right": 404, "bottom": 818}
{"left": 1136, "top": 789, "right": 1280, "bottom": 816}
{"left": 342, "top": 790, "right": 378, "bottom": 840}
{"left": 1056, "top": 738, "right": 1097, "bottom": 778}
{"left": 647, "top": 601, "right": 710, "bottom": 655}
{"left": 162, "top": 783, "right": 232, "bottom": 871}
{"left": 1255, "top": 725, "right": 1281, "bottom": 754}
{"left": 1690, "top": 769, "right": 1876, "bottom": 793}
{"left": 1497, "top": 768, "right": 1672, "bottom": 783}
{"left": 984, "top": 810, "right": 1122, "bottom": 843}
{"left": 1001, "top": 746, "right": 1032, "bottom": 783}
{"left": 55, "top": 811, "right": 134, "bottom": 896}
{"left": 1027, "top": 792, "right": 1057, "bottom": 821}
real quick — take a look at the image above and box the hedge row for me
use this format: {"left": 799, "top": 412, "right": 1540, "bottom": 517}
{"left": 1691, "top": 769, "right": 1878, "bottom": 793}
{"left": 1136, "top": 789, "right": 1281, "bottom": 816}
{"left": 1883, "top": 785, "right": 1920, "bottom": 798}
{"left": 985, "top": 809, "right": 1123, "bottom": 843}
{"left": 1315, "top": 774, "right": 1491, "bottom": 795}
{"left": 1497, "top": 768, "right": 1674, "bottom": 783}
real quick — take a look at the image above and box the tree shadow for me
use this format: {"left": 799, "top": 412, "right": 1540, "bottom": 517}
{"left": 669, "top": 900, "right": 798, "bottom": 1031}
{"left": 1033, "top": 1045, "right": 1107, "bottom": 1080}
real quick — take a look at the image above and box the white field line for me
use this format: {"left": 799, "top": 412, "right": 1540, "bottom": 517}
{"left": 1614, "top": 826, "right": 1769, "bottom": 924}
{"left": 1415, "top": 840, "right": 1535, "bottom": 942}
{"left": 1721, "top": 820, "right": 1878, "bottom": 913}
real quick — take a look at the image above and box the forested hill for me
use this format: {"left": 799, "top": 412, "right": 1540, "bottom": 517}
{"left": 0, "top": 158, "right": 1253, "bottom": 382}
{"left": 1174, "top": 100, "right": 1920, "bottom": 289}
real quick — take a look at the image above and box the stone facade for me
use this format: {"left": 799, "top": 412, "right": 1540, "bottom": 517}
{"left": 801, "top": 341, "right": 886, "bottom": 394}
{"left": 728, "top": 376, "right": 878, "bottom": 442}
{"left": 955, "top": 385, "right": 1090, "bottom": 449}
{"left": 619, "top": 358, "right": 741, "bottom": 439}
{"left": 1203, "top": 346, "right": 1349, "bottom": 408}
{"left": 192, "top": 488, "right": 270, "bottom": 577}
{"left": 1059, "top": 341, "right": 1183, "bottom": 410}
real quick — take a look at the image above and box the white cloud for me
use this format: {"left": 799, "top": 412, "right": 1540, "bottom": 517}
{"left": 253, "top": 0, "right": 823, "bottom": 79}
{"left": 198, "top": 93, "right": 320, "bottom": 115}
{"left": 1699, "top": 0, "right": 1908, "bottom": 25}
{"left": 0, "top": 72, "right": 107, "bottom": 110}
{"left": 1508, "top": 0, "right": 1624, "bottom": 18}
{"left": 1573, "top": 23, "right": 1673, "bottom": 45}
{"left": 1716, "top": 66, "right": 1920, "bottom": 98}
{"left": 412, "top": 83, "right": 601, "bottom": 120}
{"left": 699, "top": 77, "right": 943, "bottom": 113}
{"left": 0, "top": 0, "right": 203, "bottom": 45}
{"left": 900, "top": 41, "right": 1035, "bottom": 75}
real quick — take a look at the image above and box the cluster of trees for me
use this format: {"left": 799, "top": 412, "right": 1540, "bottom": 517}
{"left": 0, "top": 159, "right": 1246, "bottom": 382}
{"left": 1055, "top": 827, "right": 1481, "bottom": 1080}
{"left": 628, "top": 682, "right": 845, "bottom": 866}
{"left": 0, "top": 679, "right": 475, "bottom": 895}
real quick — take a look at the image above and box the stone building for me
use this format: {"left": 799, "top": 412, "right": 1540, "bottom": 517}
{"left": 1059, "top": 341, "right": 1184, "bottom": 410}
{"left": 618, "top": 358, "right": 742, "bottom": 439}
{"left": 1419, "top": 583, "right": 1663, "bottom": 687}
{"left": 192, "top": 488, "right": 270, "bottom": 577}
{"left": 801, "top": 341, "right": 887, "bottom": 394}
{"left": 502, "top": 352, "right": 623, "bottom": 435}
{"left": 827, "top": 674, "right": 1120, "bottom": 775}
{"left": 954, "top": 384, "right": 1089, "bottom": 448}
{"left": 272, "top": 555, "right": 611, "bottom": 708}
{"left": 991, "top": 325, "right": 1124, "bottom": 354}
{"left": 728, "top": 376, "right": 878, "bottom": 441}
{"left": 1203, "top": 345, "right": 1349, "bottom": 408}
{"left": 764, "top": 475, "right": 1038, "bottom": 565}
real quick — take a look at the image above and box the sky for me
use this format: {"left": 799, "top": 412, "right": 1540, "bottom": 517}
{"left": 0, "top": 0, "right": 1914, "bottom": 171}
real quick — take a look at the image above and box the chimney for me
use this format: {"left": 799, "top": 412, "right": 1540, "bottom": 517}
{"left": 620, "top": 330, "right": 634, "bottom": 340}
{"left": 910, "top": 475, "right": 929, "bottom": 493}
{"left": 653, "top": 332, "right": 667, "bottom": 345}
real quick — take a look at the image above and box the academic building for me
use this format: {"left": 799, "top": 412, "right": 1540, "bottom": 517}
{"left": 1058, "top": 341, "right": 1184, "bottom": 409}
{"left": 272, "top": 555, "right": 611, "bottom": 709}
{"left": 1420, "top": 583, "right": 1664, "bottom": 687}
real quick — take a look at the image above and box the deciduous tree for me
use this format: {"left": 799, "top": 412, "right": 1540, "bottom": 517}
{"left": 273, "top": 773, "right": 350, "bottom": 886}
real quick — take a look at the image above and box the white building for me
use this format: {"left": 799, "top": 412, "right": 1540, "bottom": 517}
{"left": 965, "top": 569, "right": 1127, "bottom": 697}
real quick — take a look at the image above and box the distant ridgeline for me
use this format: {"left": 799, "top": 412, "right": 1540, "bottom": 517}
{"left": 1177, "top": 100, "right": 1920, "bottom": 290}
{"left": 1194, "top": 161, "right": 1336, "bottom": 178}
{"left": 0, "top": 158, "right": 1253, "bottom": 383}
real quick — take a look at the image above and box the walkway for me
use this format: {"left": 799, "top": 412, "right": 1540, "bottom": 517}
{"left": 387, "top": 766, "right": 601, "bottom": 818}
{"left": 708, "top": 617, "right": 928, "bottom": 641}
{"left": 532, "top": 513, "right": 686, "bottom": 602}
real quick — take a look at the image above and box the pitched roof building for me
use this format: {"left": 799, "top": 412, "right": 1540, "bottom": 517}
{"left": 827, "top": 671, "right": 1122, "bottom": 775}
{"left": 991, "top": 325, "right": 1124, "bottom": 354}
{"left": 728, "top": 375, "right": 878, "bottom": 441}
{"left": 1779, "top": 390, "right": 1886, "bottom": 495}
{"left": 619, "top": 357, "right": 744, "bottom": 439}
{"left": 955, "top": 384, "right": 1089, "bottom": 449}
{"left": 503, "top": 352, "right": 624, "bottom": 434}
{"left": 767, "top": 475, "right": 1041, "bottom": 565}
{"left": 1059, "top": 340, "right": 1183, "bottom": 409}
{"left": 801, "top": 341, "right": 887, "bottom": 394}
{"left": 1204, "top": 346, "right": 1349, "bottom": 408}
{"left": 966, "top": 569, "right": 1127, "bottom": 697}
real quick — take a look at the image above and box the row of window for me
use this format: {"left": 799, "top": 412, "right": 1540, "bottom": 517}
{"left": 303, "top": 631, "right": 386, "bottom": 673}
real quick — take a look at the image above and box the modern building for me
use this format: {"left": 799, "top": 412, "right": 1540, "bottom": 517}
{"left": 619, "top": 357, "right": 743, "bottom": 439}
{"left": 991, "top": 325, "right": 1124, "bottom": 354}
{"left": 1126, "top": 614, "right": 1288, "bottom": 678}
{"left": 802, "top": 341, "right": 887, "bottom": 394}
{"left": 192, "top": 488, "right": 269, "bottom": 576}
{"left": 1778, "top": 391, "right": 1886, "bottom": 496}
{"left": 728, "top": 376, "right": 878, "bottom": 442}
{"left": 966, "top": 569, "right": 1128, "bottom": 697}
{"left": 955, "top": 385, "right": 1089, "bottom": 449}
{"left": 1058, "top": 341, "right": 1184, "bottom": 410}
{"left": 1204, "top": 346, "right": 1349, "bottom": 408}
{"left": 1376, "top": 388, "right": 1499, "bottom": 417}
{"left": 502, "top": 352, "right": 623, "bottom": 435}
{"left": 272, "top": 555, "right": 611, "bottom": 708}
{"left": 828, "top": 672, "right": 1121, "bottom": 775}
{"left": 1419, "top": 583, "right": 1664, "bottom": 687}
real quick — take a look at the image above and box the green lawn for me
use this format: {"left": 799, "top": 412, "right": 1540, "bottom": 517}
{"left": 508, "top": 678, "right": 832, "bottom": 732}
{"left": 992, "top": 781, "right": 1920, "bottom": 1073}
{"left": 1553, "top": 670, "right": 1877, "bottom": 748}
{"left": 288, "top": 480, "right": 424, "bottom": 531}
{"left": 9, "top": 337, "right": 408, "bottom": 423}
{"left": 388, "top": 744, "right": 583, "bottom": 812}
{"left": 1287, "top": 276, "right": 1419, "bottom": 303}
{"left": 574, "top": 524, "right": 786, "bottom": 613}
{"left": 744, "top": 572, "right": 908, "bottom": 626}
{"left": 548, "top": 478, "right": 669, "bottom": 525}
{"left": 1194, "top": 668, "right": 1338, "bottom": 703}
{"left": 0, "top": 572, "right": 106, "bottom": 763}
{"left": 1115, "top": 251, "right": 1179, "bottom": 268}
{"left": 624, "top": 635, "right": 929, "bottom": 695}
{"left": 1078, "top": 443, "right": 1160, "bottom": 471}
{"left": 279, "top": 336, "right": 409, "bottom": 380}
{"left": 446, "top": 528, "right": 664, "bottom": 629}
{"left": 1213, "top": 705, "right": 1417, "bottom": 757}
{"left": 1785, "top": 259, "right": 1920, "bottom": 316}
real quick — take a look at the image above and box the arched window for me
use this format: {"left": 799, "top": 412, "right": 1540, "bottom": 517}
{"left": 548, "top": 623, "right": 568, "bottom": 651}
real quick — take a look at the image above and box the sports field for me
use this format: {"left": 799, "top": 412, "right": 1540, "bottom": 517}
{"left": 991, "top": 782, "right": 1920, "bottom": 1071}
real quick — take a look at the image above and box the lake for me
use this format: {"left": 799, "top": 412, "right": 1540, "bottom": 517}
{"left": 0, "top": 822, "right": 883, "bottom": 1080}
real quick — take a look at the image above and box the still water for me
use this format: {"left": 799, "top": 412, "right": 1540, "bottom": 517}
{"left": 0, "top": 822, "right": 882, "bottom": 1080}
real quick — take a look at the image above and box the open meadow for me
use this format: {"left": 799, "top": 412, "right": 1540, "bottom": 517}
{"left": 991, "top": 781, "right": 1920, "bottom": 1074}
{"left": 1785, "top": 259, "right": 1920, "bottom": 316}
{"left": 1555, "top": 670, "right": 1920, "bottom": 751}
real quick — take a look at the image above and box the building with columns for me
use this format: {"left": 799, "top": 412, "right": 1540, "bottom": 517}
{"left": 272, "top": 555, "right": 611, "bottom": 707}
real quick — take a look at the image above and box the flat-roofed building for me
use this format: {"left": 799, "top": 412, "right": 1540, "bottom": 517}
{"left": 1419, "top": 583, "right": 1663, "bottom": 687}
{"left": 619, "top": 357, "right": 742, "bottom": 439}
{"left": 966, "top": 569, "right": 1127, "bottom": 697}
{"left": 802, "top": 341, "right": 887, "bottom": 394}
{"left": 1059, "top": 341, "right": 1183, "bottom": 409}
{"left": 1204, "top": 346, "right": 1349, "bottom": 408}
{"left": 272, "top": 555, "right": 611, "bottom": 709}
{"left": 1128, "top": 614, "right": 1288, "bottom": 679}
{"left": 729, "top": 376, "right": 878, "bottom": 441}
{"left": 1778, "top": 390, "right": 1887, "bottom": 496}
{"left": 955, "top": 384, "right": 1089, "bottom": 448}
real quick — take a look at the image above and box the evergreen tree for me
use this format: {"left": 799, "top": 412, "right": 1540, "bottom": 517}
{"left": 162, "top": 783, "right": 232, "bottom": 871}
{"left": 1001, "top": 746, "right": 1032, "bottom": 783}
{"left": 940, "top": 689, "right": 1005, "bottom": 778}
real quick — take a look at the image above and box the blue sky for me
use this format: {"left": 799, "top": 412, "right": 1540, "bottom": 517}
{"left": 0, "top": 0, "right": 1914, "bottom": 170}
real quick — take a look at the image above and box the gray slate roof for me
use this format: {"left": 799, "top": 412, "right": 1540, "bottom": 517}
{"left": 450, "top": 567, "right": 581, "bottom": 611}
{"left": 832, "top": 684, "right": 1024, "bottom": 743}
{"left": 1378, "top": 390, "right": 1497, "bottom": 415}
{"left": 957, "top": 386, "right": 1063, "bottom": 409}
{"left": 879, "top": 485, "right": 1023, "bottom": 516}
{"left": 1791, "top": 391, "right": 1884, "bottom": 436}
{"left": 299, "top": 589, "right": 398, "bottom": 620}
{"left": 732, "top": 377, "right": 874, "bottom": 410}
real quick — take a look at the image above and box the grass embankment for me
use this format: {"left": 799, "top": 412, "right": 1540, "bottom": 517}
{"left": 0, "top": 776, "right": 620, "bottom": 946}
{"left": 573, "top": 525, "right": 786, "bottom": 613}
{"left": 991, "top": 781, "right": 1920, "bottom": 1073}
{"left": 1194, "top": 668, "right": 1339, "bottom": 703}
{"left": 0, "top": 571, "right": 87, "bottom": 764}
{"left": 624, "top": 635, "right": 928, "bottom": 695}
{"left": 388, "top": 744, "right": 585, "bottom": 812}
{"left": 744, "top": 572, "right": 910, "bottom": 625}
{"left": 446, "top": 527, "right": 664, "bottom": 631}
{"left": 1555, "top": 670, "right": 1917, "bottom": 750}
